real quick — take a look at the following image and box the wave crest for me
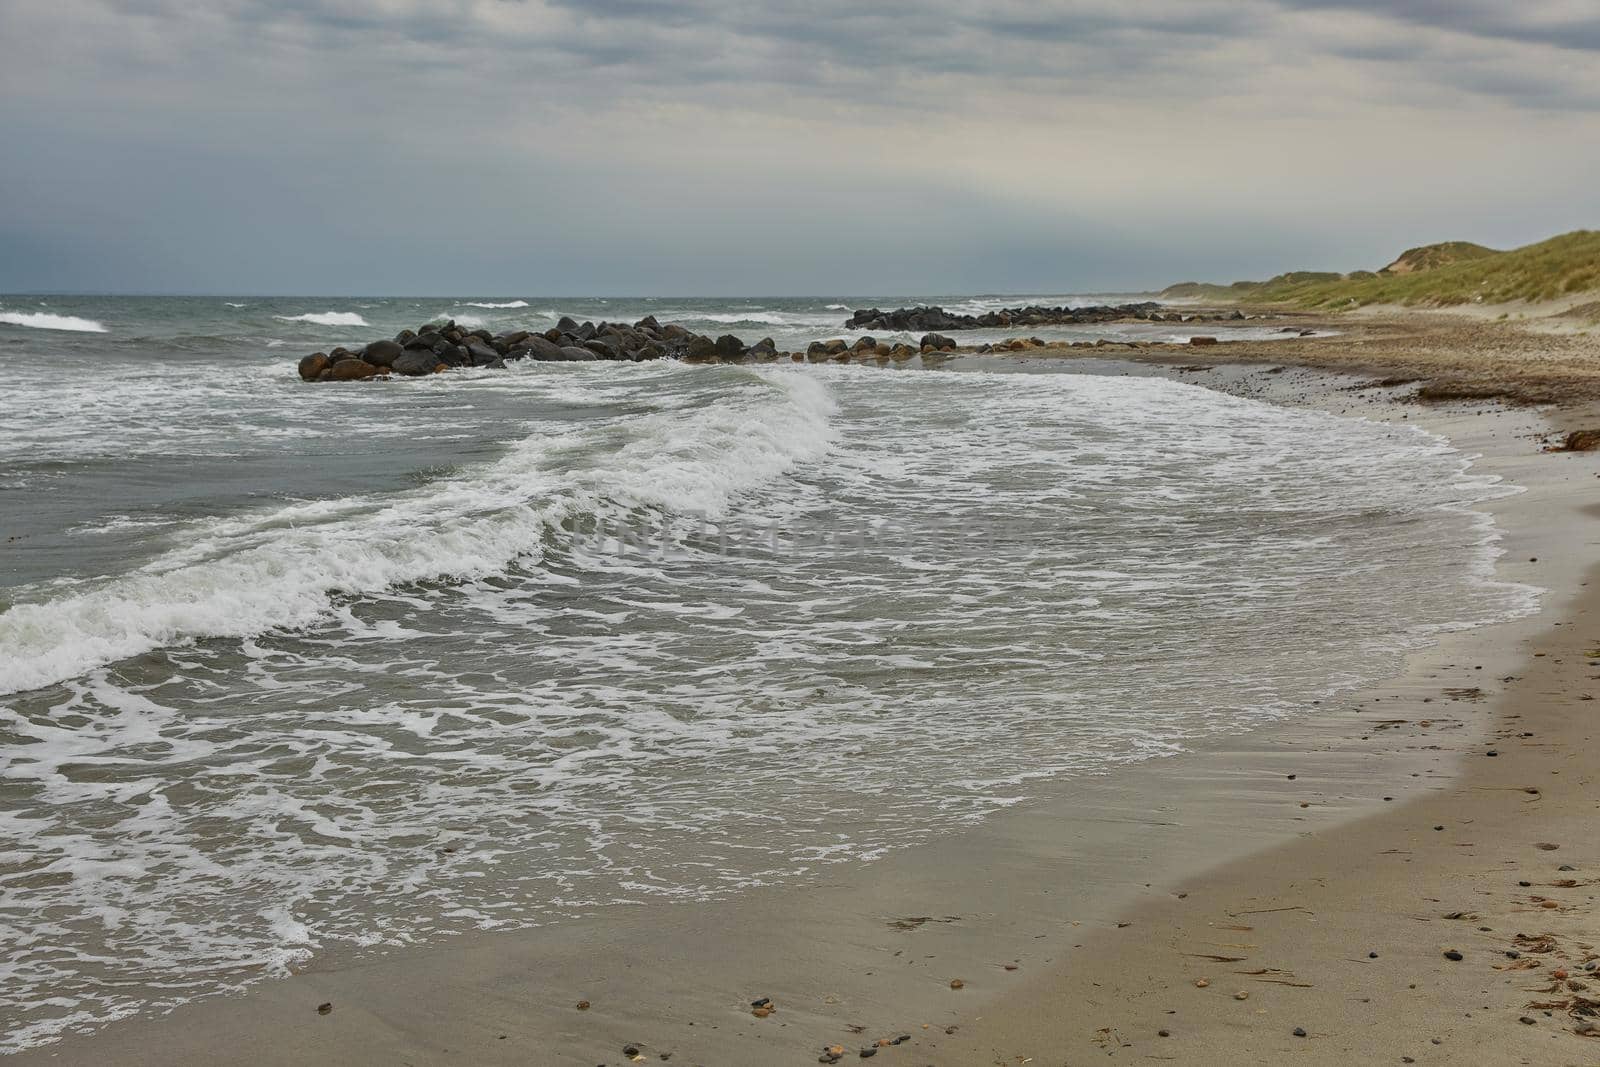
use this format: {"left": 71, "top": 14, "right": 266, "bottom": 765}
{"left": 461, "top": 300, "right": 530, "bottom": 309}
{"left": 0, "top": 312, "right": 107, "bottom": 333}
{"left": 273, "top": 312, "right": 369, "bottom": 327}
{"left": 0, "top": 368, "right": 838, "bottom": 696}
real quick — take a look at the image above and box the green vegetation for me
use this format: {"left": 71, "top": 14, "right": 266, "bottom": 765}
{"left": 1378, "top": 241, "right": 1499, "bottom": 275}
{"left": 1160, "top": 231, "right": 1600, "bottom": 309}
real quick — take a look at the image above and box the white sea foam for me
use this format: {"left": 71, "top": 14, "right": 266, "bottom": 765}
{"left": 699, "top": 311, "right": 792, "bottom": 325}
{"left": 273, "top": 312, "right": 369, "bottom": 327}
{"left": 0, "top": 368, "right": 837, "bottom": 697}
{"left": 0, "top": 364, "right": 1540, "bottom": 1055}
{"left": 224, "top": 302, "right": 247, "bottom": 308}
{"left": 0, "top": 312, "right": 107, "bottom": 333}
{"left": 461, "top": 300, "right": 530, "bottom": 309}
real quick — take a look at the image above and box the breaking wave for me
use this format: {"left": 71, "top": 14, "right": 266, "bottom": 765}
{"left": 0, "top": 312, "right": 107, "bottom": 333}
{"left": 273, "top": 312, "right": 369, "bottom": 327}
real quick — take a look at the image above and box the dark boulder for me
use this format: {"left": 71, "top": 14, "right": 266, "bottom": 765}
{"left": 298, "top": 352, "right": 331, "bottom": 381}
{"left": 713, "top": 334, "right": 746, "bottom": 361}
{"left": 682, "top": 335, "right": 717, "bottom": 361}
{"left": 559, "top": 346, "right": 597, "bottom": 361}
{"left": 393, "top": 350, "right": 442, "bottom": 376}
{"left": 329, "top": 359, "right": 380, "bottom": 381}
{"left": 362, "top": 339, "right": 404, "bottom": 368}
{"left": 556, "top": 315, "right": 580, "bottom": 333}
{"left": 465, "top": 340, "right": 502, "bottom": 366}
{"left": 920, "top": 333, "right": 956, "bottom": 351}
{"left": 516, "top": 335, "right": 567, "bottom": 361}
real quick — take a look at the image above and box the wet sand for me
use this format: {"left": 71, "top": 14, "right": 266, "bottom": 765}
{"left": 13, "top": 331, "right": 1600, "bottom": 1066}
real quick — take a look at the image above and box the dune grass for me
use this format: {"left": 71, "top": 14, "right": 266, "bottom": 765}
{"left": 1162, "top": 231, "right": 1600, "bottom": 309}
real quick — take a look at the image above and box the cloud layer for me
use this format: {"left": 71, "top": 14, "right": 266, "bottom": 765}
{"left": 1, "top": 0, "right": 1596, "bottom": 294}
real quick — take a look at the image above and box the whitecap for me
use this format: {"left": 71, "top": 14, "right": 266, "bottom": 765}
{"left": 700, "top": 311, "right": 790, "bottom": 325}
{"left": 0, "top": 368, "right": 838, "bottom": 697}
{"left": 0, "top": 312, "right": 107, "bottom": 333}
{"left": 272, "top": 312, "right": 369, "bottom": 327}
{"left": 461, "top": 300, "right": 530, "bottom": 309}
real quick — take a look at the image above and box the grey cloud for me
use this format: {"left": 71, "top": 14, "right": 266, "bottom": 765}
{"left": 0, "top": 0, "right": 1596, "bottom": 295}
{"left": 1276, "top": 0, "right": 1600, "bottom": 52}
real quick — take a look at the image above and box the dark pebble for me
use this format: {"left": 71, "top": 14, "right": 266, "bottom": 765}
{"left": 859, "top": 1049, "right": 877, "bottom": 1059}
{"left": 1369, "top": 952, "right": 1379, "bottom": 959}
{"left": 1520, "top": 1016, "right": 1536, "bottom": 1025}
{"left": 1159, "top": 1029, "right": 1171, "bottom": 1037}
{"left": 1559, "top": 865, "right": 1576, "bottom": 872}
{"left": 750, "top": 997, "right": 770, "bottom": 1008}
{"left": 1293, "top": 1027, "right": 1307, "bottom": 1037}
{"left": 1486, "top": 750, "right": 1498, "bottom": 757}
{"left": 316, "top": 1002, "right": 332, "bottom": 1015}
{"left": 1444, "top": 950, "right": 1463, "bottom": 961}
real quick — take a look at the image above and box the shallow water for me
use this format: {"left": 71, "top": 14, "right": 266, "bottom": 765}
{"left": 0, "top": 295, "right": 1532, "bottom": 1050}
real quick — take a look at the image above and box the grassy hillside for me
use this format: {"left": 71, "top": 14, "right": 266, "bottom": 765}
{"left": 1161, "top": 231, "right": 1600, "bottom": 309}
{"left": 1379, "top": 241, "right": 1499, "bottom": 275}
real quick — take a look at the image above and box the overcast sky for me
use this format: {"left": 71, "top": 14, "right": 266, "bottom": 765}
{"left": 1, "top": 0, "right": 1596, "bottom": 295}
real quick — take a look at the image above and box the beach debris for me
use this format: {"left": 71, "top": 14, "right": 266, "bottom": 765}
{"left": 1093, "top": 1027, "right": 1131, "bottom": 1049}
{"left": 576, "top": 1000, "right": 590, "bottom": 1011}
{"left": 1536, "top": 842, "right": 1561, "bottom": 850}
{"left": 1550, "top": 429, "right": 1600, "bottom": 452}
{"left": 1159, "top": 1028, "right": 1171, "bottom": 1037}
{"left": 1234, "top": 991, "right": 1250, "bottom": 1001}
{"left": 888, "top": 915, "right": 959, "bottom": 931}
{"left": 949, "top": 978, "right": 965, "bottom": 990}
{"left": 624, "top": 1045, "right": 644, "bottom": 1062}
{"left": 316, "top": 1001, "right": 332, "bottom": 1015}
{"left": 1195, "top": 978, "right": 1210, "bottom": 988}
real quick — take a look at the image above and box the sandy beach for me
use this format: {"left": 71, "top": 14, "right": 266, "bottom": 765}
{"left": 8, "top": 312, "right": 1596, "bottom": 1066}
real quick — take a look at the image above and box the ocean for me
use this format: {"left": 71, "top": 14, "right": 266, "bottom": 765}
{"left": 0, "top": 294, "right": 1534, "bottom": 1050}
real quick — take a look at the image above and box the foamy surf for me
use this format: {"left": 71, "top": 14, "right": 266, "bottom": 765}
{"left": 0, "top": 311, "right": 107, "bottom": 333}
{"left": 0, "top": 325, "right": 1541, "bottom": 1058}
{"left": 461, "top": 300, "right": 530, "bottom": 309}
{"left": 273, "top": 312, "right": 369, "bottom": 327}
{"left": 0, "top": 367, "right": 837, "bottom": 697}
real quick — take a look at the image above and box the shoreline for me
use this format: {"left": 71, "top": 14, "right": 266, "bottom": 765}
{"left": 10, "top": 336, "right": 1599, "bottom": 1065}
